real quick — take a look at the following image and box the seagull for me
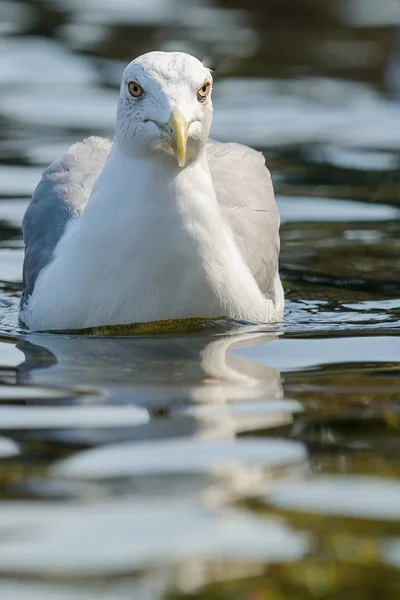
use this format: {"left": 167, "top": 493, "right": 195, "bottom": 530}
{"left": 20, "top": 51, "right": 284, "bottom": 331}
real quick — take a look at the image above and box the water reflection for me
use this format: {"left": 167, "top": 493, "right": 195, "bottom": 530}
{"left": 17, "top": 327, "right": 283, "bottom": 398}
{"left": 0, "top": 0, "right": 400, "bottom": 598}
{"left": 0, "top": 498, "right": 309, "bottom": 577}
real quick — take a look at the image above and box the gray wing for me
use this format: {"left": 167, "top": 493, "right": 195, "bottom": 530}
{"left": 22, "top": 136, "right": 111, "bottom": 304}
{"left": 206, "top": 139, "right": 280, "bottom": 297}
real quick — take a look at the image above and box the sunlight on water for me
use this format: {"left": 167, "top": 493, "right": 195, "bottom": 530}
{"left": 0, "top": 0, "right": 399, "bottom": 598}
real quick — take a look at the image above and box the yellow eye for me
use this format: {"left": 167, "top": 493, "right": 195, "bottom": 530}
{"left": 128, "top": 81, "right": 144, "bottom": 98}
{"left": 197, "top": 81, "right": 211, "bottom": 100}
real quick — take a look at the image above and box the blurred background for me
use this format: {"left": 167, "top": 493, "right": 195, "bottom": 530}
{"left": 0, "top": 2, "right": 400, "bottom": 600}
{"left": 2, "top": 0, "right": 400, "bottom": 173}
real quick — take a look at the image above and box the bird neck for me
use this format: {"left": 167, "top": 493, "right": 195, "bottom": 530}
{"left": 80, "top": 141, "right": 224, "bottom": 240}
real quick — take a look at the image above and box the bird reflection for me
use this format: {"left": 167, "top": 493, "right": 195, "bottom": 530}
{"left": 14, "top": 325, "right": 301, "bottom": 444}
{"left": 17, "top": 325, "right": 281, "bottom": 396}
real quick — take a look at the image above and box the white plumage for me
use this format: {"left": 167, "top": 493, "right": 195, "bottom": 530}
{"left": 20, "top": 51, "right": 284, "bottom": 331}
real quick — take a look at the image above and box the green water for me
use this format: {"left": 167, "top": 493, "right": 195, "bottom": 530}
{"left": 0, "top": 0, "right": 399, "bottom": 598}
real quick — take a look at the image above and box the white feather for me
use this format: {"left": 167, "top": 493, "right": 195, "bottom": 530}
{"left": 21, "top": 52, "right": 283, "bottom": 330}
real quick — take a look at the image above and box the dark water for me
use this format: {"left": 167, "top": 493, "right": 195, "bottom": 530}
{"left": 0, "top": 0, "right": 400, "bottom": 598}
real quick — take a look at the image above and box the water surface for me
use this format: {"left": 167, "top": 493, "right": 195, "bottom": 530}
{"left": 0, "top": 1, "right": 399, "bottom": 598}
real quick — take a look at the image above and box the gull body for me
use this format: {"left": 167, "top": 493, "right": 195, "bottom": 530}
{"left": 20, "top": 52, "right": 284, "bottom": 331}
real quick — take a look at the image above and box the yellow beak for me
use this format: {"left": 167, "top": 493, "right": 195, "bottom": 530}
{"left": 167, "top": 107, "right": 189, "bottom": 168}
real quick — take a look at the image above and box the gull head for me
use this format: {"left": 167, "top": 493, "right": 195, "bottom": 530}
{"left": 115, "top": 51, "right": 214, "bottom": 168}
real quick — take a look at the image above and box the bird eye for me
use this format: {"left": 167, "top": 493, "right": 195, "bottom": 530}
{"left": 128, "top": 81, "right": 144, "bottom": 98}
{"left": 197, "top": 81, "right": 211, "bottom": 101}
